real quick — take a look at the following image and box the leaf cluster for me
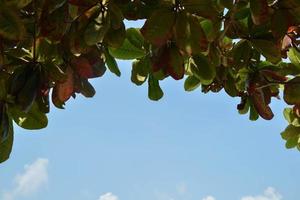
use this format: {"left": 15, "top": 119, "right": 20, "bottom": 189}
{"left": 1, "top": 0, "right": 300, "bottom": 163}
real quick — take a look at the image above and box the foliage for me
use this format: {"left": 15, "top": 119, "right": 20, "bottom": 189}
{"left": 1, "top": 0, "right": 300, "bottom": 163}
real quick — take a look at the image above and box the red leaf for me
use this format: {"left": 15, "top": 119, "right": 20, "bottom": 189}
{"left": 151, "top": 46, "right": 170, "bottom": 73}
{"left": 72, "top": 51, "right": 106, "bottom": 79}
{"left": 53, "top": 67, "right": 74, "bottom": 102}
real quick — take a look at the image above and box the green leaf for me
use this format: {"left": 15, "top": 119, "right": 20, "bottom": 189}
{"left": 17, "top": 70, "right": 40, "bottom": 112}
{"left": 141, "top": 9, "right": 175, "bottom": 46}
{"left": 271, "top": 10, "right": 289, "bottom": 38}
{"left": 251, "top": 39, "right": 282, "bottom": 64}
{"left": 79, "top": 79, "right": 96, "bottom": 98}
{"left": 191, "top": 54, "right": 216, "bottom": 85}
{"left": 0, "top": 117, "right": 13, "bottom": 163}
{"left": 281, "top": 125, "right": 300, "bottom": 140}
{"left": 249, "top": 103, "right": 259, "bottom": 121}
{"left": 233, "top": 40, "right": 252, "bottom": 67}
{"left": 219, "top": 0, "right": 234, "bottom": 9}
{"left": 283, "top": 108, "right": 300, "bottom": 127}
{"left": 131, "top": 58, "right": 150, "bottom": 86}
{"left": 105, "top": 22, "right": 126, "bottom": 48}
{"left": 148, "top": 75, "right": 163, "bottom": 101}
{"left": 284, "top": 77, "right": 300, "bottom": 105}
{"left": 6, "top": 0, "right": 33, "bottom": 8}
{"left": 126, "top": 28, "right": 145, "bottom": 49}
{"left": 250, "top": 0, "right": 269, "bottom": 25}
{"left": 105, "top": 50, "right": 121, "bottom": 77}
{"left": 286, "top": 136, "right": 299, "bottom": 149}
{"left": 182, "top": 0, "right": 219, "bottom": 19}
{"left": 84, "top": 9, "right": 110, "bottom": 46}
{"left": 184, "top": 76, "right": 201, "bottom": 91}
{"left": 0, "top": 6, "right": 24, "bottom": 40}
{"left": 108, "top": 2, "right": 124, "bottom": 30}
{"left": 175, "top": 11, "right": 208, "bottom": 55}
{"left": 109, "top": 39, "right": 146, "bottom": 60}
{"left": 288, "top": 48, "right": 300, "bottom": 68}
{"left": 9, "top": 103, "right": 48, "bottom": 130}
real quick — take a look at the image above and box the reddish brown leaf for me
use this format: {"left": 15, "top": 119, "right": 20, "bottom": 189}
{"left": 251, "top": 90, "right": 274, "bottom": 120}
{"left": 151, "top": 46, "right": 170, "bottom": 73}
{"left": 72, "top": 51, "right": 106, "bottom": 79}
{"left": 260, "top": 69, "right": 288, "bottom": 82}
{"left": 53, "top": 67, "right": 74, "bottom": 102}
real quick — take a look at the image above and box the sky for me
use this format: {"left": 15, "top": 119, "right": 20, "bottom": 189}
{"left": 1, "top": 21, "right": 300, "bottom": 200}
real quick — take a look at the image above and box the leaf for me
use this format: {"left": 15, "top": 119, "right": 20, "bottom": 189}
{"left": 68, "top": 0, "right": 95, "bottom": 7}
{"left": 17, "top": 70, "right": 40, "bottom": 112}
{"left": 105, "top": 22, "right": 126, "bottom": 48}
{"left": 184, "top": 76, "right": 201, "bottom": 91}
{"left": 0, "top": 117, "right": 13, "bottom": 163}
{"left": 288, "top": 48, "right": 300, "bottom": 68}
{"left": 0, "top": 6, "right": 24, "bottom": 40}
{"left": 126, "top": 28, "right": 145, "bottom": 49}
{"left": 271, "top": 10, "right": 289, "bottom": 38}
{"left": 39, "top": 2, "right": 69, "bottom": 42}
{"left": 109, "top": 39, "right": 146, "bottom": 60}
{"left": 131, "top": 58, "right": 150, "bottom": 86}
{"left": 251, "top": 89, "right": 274, "bottom": 120}
{"left": 6, "top": 0, "right": 33, "bottom": 8}
{"left": 219, "top": 0, "right": 233, "bottom": 9}
{"left": 281, "top": 124, "right": 300, "bottom": 149}
{"left": 167, "top": 46, "right": 184, "bottom": 80}
{"left": 104, "top": 50, "right": 121, "bottom": 77}
{"left": 284, "top": 108, "right": 300, "bottom": 127}
{"left": 44, "top": 62, "right": 67, "bottom": 82}
{"left": 250, "top": 0, "right": 270, "bottom": 25}
{"left": 281, "top": 125, "right": 300, "bottom": 140}
{"left": 174, "top": 11, "right": 208, "bottom": 55}
{"left": 79, "top": 79, "right": 96, "bottom": 98}
{"left": 141, "top": 9, "right": 175, "bottom": 46}
{"left": 84, "top": 8, "right": 110, "bottom": 45}
{"left": 9, "top": 103, "right": 48, "bottom": 130}
{"left": 251, "top": 39, "right": 282, "bottom": 64}
{"left": 284, "top": 77, "right": 300, "bottom": 105}
{"left": 53, "top": 67, "right": 74, "bottom": 102}
{"left": 191, "top": 54, "right": 216, "bottom": 85}
{"left": 108, "top": 2, "right": 124, "bottom": 30}
{"left": 249, "top": 102, "right": 259, "bottom": 121}
{"left": 233, "top": 40, "right": 252, "bottom": 67}
{"left": 182, "top": 0, "right": 219, "bottom": 19}
{"left": 148, "top": 75, "right": 163, "bottom": 101}
{"left": 72, "top": 51, "right": 106, "bottom": 79}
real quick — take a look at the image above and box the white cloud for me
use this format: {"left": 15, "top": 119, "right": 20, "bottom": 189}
{"left": 241, "top": 187, "right": 282, "bottom": 200}
{"left": 2, "top": 158, "right": 49, "bottom": 200}
{"left": 98, "top": 192, "right": 119, "bottom": 200}
{"left": 201, "top": 187, "right": 282, "bottom": 200}
{"left": 202, "top": 196, "right": 216, "bottom": 200}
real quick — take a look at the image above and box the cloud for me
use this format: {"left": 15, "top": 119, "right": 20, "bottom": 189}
{"left": 98, "top": 192, "right": 119, "bottom": 200}
{"left": 241, "top": 187, "right": 282, "bottom": 200}
{"left": 201, "top": 187, "right": 281, "bottom": 200}
{"left": 202, "top": 196, "right": 216, "bottom": 200}
{"left": 2, "top": 158, "right": 49, "bottom": 200}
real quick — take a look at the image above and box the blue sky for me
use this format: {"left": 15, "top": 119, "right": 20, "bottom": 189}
{"left": 1, "top": 21, "right": 300, "bottom": 200}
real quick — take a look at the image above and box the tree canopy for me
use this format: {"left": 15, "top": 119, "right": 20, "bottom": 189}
{"left": 1, "top": 0, "right": 300, "bottom": 163}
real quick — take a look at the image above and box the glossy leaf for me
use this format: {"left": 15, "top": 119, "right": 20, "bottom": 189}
{"left": 9, "top": 103, "right": 48, "bottom": 130}
{"left": 141, "top": 9, "right": 175, "bottom": 46}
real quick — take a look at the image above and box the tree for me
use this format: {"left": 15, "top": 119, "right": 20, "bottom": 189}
{"left": 0, "top": 0, "right": 300, "bottom": 163}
